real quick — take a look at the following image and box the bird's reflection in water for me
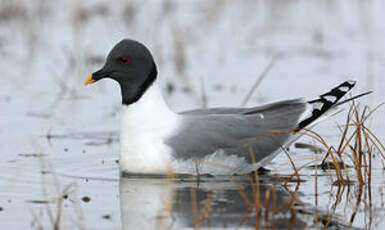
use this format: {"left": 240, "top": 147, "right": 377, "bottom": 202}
{"left": 119, "top": 174, "right": 312, "bottom": 229}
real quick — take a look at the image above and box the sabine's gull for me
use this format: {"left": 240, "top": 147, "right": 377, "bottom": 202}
{"left": 85, "top": 39, "right": 367, "bottom": 176}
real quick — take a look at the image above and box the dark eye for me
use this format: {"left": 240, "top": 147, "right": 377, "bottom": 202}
{"left": 119, "top": 57, "right": 130, "bottom": 64}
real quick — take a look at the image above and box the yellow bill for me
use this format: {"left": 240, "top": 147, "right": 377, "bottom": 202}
{"left": 84, "top": 74, "right": 95, "bottom": 86}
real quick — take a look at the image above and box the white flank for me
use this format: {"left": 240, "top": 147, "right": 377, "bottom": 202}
{"left": 172, "top": 150, "right": 250, "bottom": 175}
{"left": 120, "top": 82, "right": 180, "bottom": 174}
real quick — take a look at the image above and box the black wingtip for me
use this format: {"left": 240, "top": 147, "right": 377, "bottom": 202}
{"left": 296, "top": 80, "right": 358, "bottom": 131}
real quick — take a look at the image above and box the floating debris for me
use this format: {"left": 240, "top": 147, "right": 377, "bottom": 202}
{"left": 102, "top": 214, "right": 111, "bottom": 220}
{"left": 245, "top": 167, "right": 271, "bottom": 176}
{"left": 82, "top": 196, "right": 91, "bottom": 203}
{"left": 166, "top": 82, "right": 175, "bottom": 95}
{"left": 25, "top": 112, "right": 51, "bottom": 119}
{"left": 308, "top": 161, "right": 352, "bottom": 170}
{"left": 295, "top": 142, "right": 324, "bottom": 153}
{"left": 18, "top": 153, "right": 47, "bottom": 158}
{"left": 332, "top": 180, "right": 355, "bottom": 186}
{"left": 26, "top": 200, "right": 52, "bottom": 204}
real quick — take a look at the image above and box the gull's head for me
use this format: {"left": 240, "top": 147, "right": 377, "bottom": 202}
{"left": 85, "top": 39, "right": 157, "bottom": 105}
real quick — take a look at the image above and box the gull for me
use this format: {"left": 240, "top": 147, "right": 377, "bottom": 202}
{"left": 85, "top": 39, "right": 366, "bottom": 176}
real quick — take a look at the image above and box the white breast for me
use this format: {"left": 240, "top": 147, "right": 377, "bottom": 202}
{"left": 119, "top": 82, "right": 180, "bottom": 174}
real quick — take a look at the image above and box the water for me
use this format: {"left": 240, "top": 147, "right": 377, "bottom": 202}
{"left": 1, "top": 0, "right": 385, "bottom": 229}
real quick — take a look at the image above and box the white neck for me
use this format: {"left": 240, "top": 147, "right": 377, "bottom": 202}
{"left": 119, "top": 82, "right": 180, "bottom": 174}
{"left": 121, "top": 81, "right": 174, "bottom": 121}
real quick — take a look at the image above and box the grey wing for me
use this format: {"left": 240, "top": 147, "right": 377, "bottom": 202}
{"left": 166, "top": 99, "right": 309, "bottom": 163}
{"left": 180, "top": 108, "right": 246, "bottom": 115}
{"left": 180, "top": 99, "right": 305, "bottom": 115}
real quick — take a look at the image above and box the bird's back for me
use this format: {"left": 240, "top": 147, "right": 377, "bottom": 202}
{"left": 166, "top": 99, "right": 309, "bottom": 166}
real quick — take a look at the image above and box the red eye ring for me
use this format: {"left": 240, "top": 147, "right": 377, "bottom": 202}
{"left": 119, "top": 57, "right": 130, "bottom": 64}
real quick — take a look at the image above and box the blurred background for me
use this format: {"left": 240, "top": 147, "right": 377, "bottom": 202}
{"left": 1, "top": 0, "right": 384, "bottom": 128}
{"left": 0, "top": 0, "right": 384, "bottom": 229}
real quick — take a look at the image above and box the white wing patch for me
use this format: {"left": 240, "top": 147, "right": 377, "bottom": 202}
{"left": 338, "top": 85, "right": 351, "bottom": 92}
{"left": 312, "top": 102, "right": 324, "bottom": 111}
{"left": 322, "top": 95, "right": 337, "bottom": 103}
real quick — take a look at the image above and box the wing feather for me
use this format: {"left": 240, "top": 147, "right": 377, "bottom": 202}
{"left": 167, "top": 99, "right": 308, "bottom": 163}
